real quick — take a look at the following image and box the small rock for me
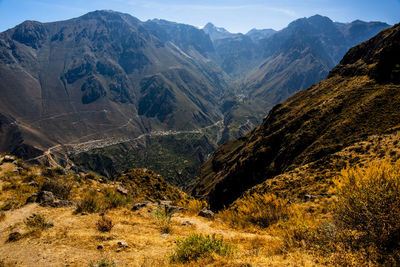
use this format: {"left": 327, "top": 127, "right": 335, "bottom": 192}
{"left": 116, "top": 185, "right": 128, "bottom": 195}
{"left": 97, "top": 244, "right": 104, "bottom": 250}
{"left": 8, "top": 230, "right": 23, "bottom": 242}
{"left": 114, "top": 260, "right": 122, "bottom": 265}
{"left": 46, "top": 221, "right": 54, "bottom": 227}
{"left": 304, "top": 194, "right": 315, "bottom": 202}
{"left": 28, "top": 181, "right": 39, "bottom": 187}
{"left": 26, "top": 193, "right": 38, "bottom": 203}
{"left": 198, "top": 208, "right": 214, "bottom": 219}
{"left": 132, "top": 201, "right": 150, "bottom": 211}
{"left": 3, "top": 155, "right": 16, "bottom": 163}
{"left": 116, "top": 248, "right": 121, "bottom": 253}
{"left": 96, "top": 189, "right": 101, "bottom": 192}
{"left": 181, "top": 221, "right": 193, "bottom": 226}
{"left": 117, "top": 241, "right": 129, "bottom": 248}
{"left": 160, "top": 200, "right": 172, "bottom": 206}
{"left": 160, "top": 233, "right": 169, "bottom": 238}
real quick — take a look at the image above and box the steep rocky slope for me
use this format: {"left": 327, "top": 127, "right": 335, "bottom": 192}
{"left": 0, "top": 10, "right": 225, "bottom": 157}
{"left": 190, "top": 23, "right": 400, "bottom": 210}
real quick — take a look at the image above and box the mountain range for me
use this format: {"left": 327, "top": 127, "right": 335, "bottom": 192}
{"left": 0, "top": 10, "right": 390, "bottom": 187}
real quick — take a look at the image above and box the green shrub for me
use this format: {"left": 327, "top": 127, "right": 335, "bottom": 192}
{"left": 153, "top": 206, "right": 173, "bottom": 234}
{"left": 170, "top": 233, "right": 233, "bottom": 263}
{"left": 25, "top": 214, "right": 51, "bottom": 230}
{"left": 104, "top": 189, "right": 127, "bottom": 209}
{"left": 334, "top": 159, "right": 400, "bottom": 255}
{"left": 75, "top": 192, "right": 102, "bottom": 213}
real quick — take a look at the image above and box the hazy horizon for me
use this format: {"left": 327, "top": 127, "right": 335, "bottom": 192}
{"left": 0, "top": 0, "right": 399, "bottom": 33}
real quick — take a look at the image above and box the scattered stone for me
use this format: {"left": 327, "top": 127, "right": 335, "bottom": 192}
{"left": 3, "top": 155, "right": 16, "bottom": 163}
{"left": 8, "top": 230, "right": 23, "bottom": 242}
{"left": 304, "top": 194, "right": 315, "bottom": 202}
{"left": 116, "top": 185, "right": 128, "bottom": 195}
{"left": 114, "top": 260, "right": 122, "bottom": 265}
{"left": 117, "top": 241, "right": 129, "bottom": 248}
{"left": 160, "top": 233, "right": 169, "bottom": 238}
{"left": 160, "top": 200, "right": 172, "bottom": 206}
{"left": 28, "top": 181, "right": 39, "bottom": 187}
{"left": 97, "top": 244, "right": 104, "bottom": 250}
{"left": 198, "top": 208, "right": 214, "bottom": 219}
{"left": 116, "top": 248, "right": 121, "bottom": 253}
{"left": 96, "top": 189, "right": 101, "bottom": 192}
{"left": 46, "top": 221, "right": 54, "bottom": 227}
{"left": 181, "top": 221, "right": 194, "bottom": 226}
{"left": 26, "top": 193, "right": 38, "bottom": 203}
{"left": 132, "top": 201, "right": 151, "bottom": 211}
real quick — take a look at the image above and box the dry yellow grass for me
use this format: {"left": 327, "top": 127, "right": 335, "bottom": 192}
{"left": 0, "top": 203, "right": 326, "bottom": 266}
{"left": 0, "top": 160, "right": 327, "bottom": 266}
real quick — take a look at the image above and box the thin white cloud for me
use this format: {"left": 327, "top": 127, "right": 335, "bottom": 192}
{"left": 120, "top": 0, "right": 296, "bottom": 17}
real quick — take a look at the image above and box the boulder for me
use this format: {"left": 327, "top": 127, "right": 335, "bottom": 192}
{"left": 198, "top": 208, "right": 214, "bottom": 219}
{"left": 117, "top": 241, "right": 129, "bottom": 248}
{"left": 181, "top": 220, "right": 194, "bottom": 226}
{"left": 3, "top": 155, "right": 16, "bottom": 163}
{"left": 116, "top": 185, "right": 128, "bottom": 195}
{"left": 36, "top": 191, "right": 74, "bottom": 207}
{"left": 28, "top": 181, "right": 39, "bottom": 187}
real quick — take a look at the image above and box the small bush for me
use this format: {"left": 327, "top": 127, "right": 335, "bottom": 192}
{"left": 97, "top": 216, "right": 114, "bottom": 232}
{"left": 25, "top": 214, "right": 50, "bottom": 230}
{"left": 334, "top": 159, "right": 400, "bottom": 256}
{"left": 153, "top": 206, "right": 173, "bottom": 234}
{"left": 75, "top": 192, "right": 102, "bottom": 213}
{"left": 103, "top": 189, "right": 127, "bottom": 209}
{"left": 179, "top": 198, "right": 208, "bottom": 214}
{"left": 170, "top": 233, "right": 233, "bottom": 263}
{"left": 0, "top": 211, "right": 6, "bottom": 222}
{"left": 218, "top": 193, "right": 290, "bottom": 228}
{"left": 41, "top": 179, "right": 72, "bottom": 199}
{"left": 42, "top": 167, "right": 65, "bottom": 177}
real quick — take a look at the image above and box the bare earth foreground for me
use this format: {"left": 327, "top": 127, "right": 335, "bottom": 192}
{"left": 0, "top": 205, "right": 319, "bottom": 267}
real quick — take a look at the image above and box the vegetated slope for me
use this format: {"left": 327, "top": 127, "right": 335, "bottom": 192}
{"left": 189, "top": 23, "right": 400, "bottom": 210}
{"left": 0, "top": 10, "right": 225, "bottom": 158}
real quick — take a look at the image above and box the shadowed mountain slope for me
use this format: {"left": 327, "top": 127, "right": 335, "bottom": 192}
{"left": 189, "top": 23, "right": 400, "bottom": 210}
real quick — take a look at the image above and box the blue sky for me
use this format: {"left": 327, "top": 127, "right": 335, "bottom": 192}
{"left": 0, "top": 0, "right": 399, "bottom": 33}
